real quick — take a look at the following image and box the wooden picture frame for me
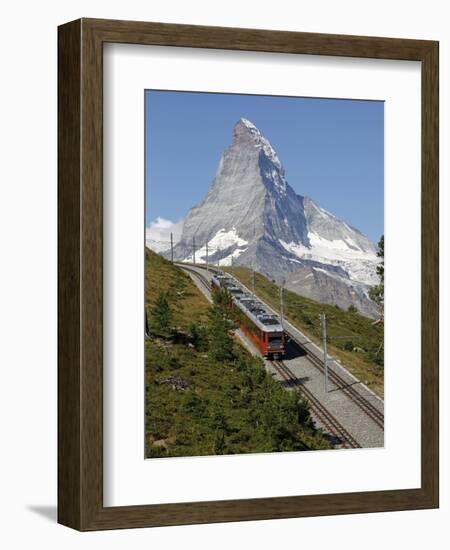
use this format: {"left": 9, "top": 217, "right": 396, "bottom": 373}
{"left": 58, "top": 18, "right": 439, "bottom": 531}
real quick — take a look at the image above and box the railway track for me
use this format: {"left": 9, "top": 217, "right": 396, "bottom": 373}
{"left": 288, "top": 335, "right": 384, "bottom": 429}
{"left": 212, "top": 269, "right": 384, "bottom": 425}
{"left": 271, "top": 360, "right": 361, "bottom": 449}
{"left": 179, "top": 263, "right": 383, "bottom": 437}
{"left": 178, "top": 264, "right": 212, "bottom": 293}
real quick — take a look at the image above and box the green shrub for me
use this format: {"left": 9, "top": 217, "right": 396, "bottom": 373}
{"left": 343, "top": 340, "right": 354, "bottom": 352}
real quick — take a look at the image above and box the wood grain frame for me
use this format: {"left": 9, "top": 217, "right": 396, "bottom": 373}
{"left": 58, "top": 18, "right": 439, "bottom": 531}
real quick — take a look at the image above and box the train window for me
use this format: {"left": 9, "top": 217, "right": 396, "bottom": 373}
{"left": 268, "top": 333, "right": 283, "bottom": 348}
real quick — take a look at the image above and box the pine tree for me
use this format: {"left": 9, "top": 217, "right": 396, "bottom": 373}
{"left": 151, "top": 292, "right": 172, "bottom": 333}
{"left": 207, "top": 290, "right": 234, "bottom": 362}
{"left": 369, "top": 235, "right": 384, "bottom": 310}
{"left": 368, "top": 235, "right": 384, "bottom": 365}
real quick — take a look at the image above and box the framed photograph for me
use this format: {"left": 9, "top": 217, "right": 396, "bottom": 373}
{"left": 58, "top": 18, "right": 439, "bottom": 530}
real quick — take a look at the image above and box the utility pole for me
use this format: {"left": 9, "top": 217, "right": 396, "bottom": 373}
{"left": 252, "top": 268, "right": 255, "bottom": 294}
{"left": 170, "top": 232, "right": 174, "bottom": 263}
{"left": 192, "top": 236, "right": 196, "bottom": 265}
{"left": 279, "top": 285, "right": 284, "bottom": 328}
{"left": 217, "top": 248, "right": 220, "bottom": 268}
{"left": 320, "top": 313, "right": 329, "bottom": 395}
{"left": 205, "top": 241, "right": 209, "bottom": 271}
{"left": 231, "top": 256, "right": 234, "bottom": 275}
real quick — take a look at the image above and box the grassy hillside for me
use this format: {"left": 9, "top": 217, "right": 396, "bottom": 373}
{"left": 223, "top": 266, "right": 384, "bottom": 397}
{"left": 145, "top": 249, "right": 330, "bottom": 458}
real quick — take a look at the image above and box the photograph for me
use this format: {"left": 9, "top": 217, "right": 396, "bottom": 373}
{"left": 144, "top": 90, "right": 385, "bottom": 459}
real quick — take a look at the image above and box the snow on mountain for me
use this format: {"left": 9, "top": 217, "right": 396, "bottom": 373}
{"left": 183, "top": 227, "right": 248, "bottom": 265}
{"left": 167, "top": 117, "right": 381, "bottom": 317}
{"left": 304, "top": 196, "right": 376, "bottom": 254}
{"left": 279, "top": 228, "right": 378, "bottom": 286}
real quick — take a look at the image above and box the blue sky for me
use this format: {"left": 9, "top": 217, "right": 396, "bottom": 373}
{"left": 145, "top": 90, "right": 384, "bottom": 243}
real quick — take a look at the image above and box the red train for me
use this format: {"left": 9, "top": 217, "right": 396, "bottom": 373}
{"left": 211, "top": 273, "right": 285, "bottom": 359}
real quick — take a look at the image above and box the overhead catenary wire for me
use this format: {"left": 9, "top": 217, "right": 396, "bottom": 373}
{"left": 147, "top": 236, "right": 383, "bottom": 353}
{"left": 145, "top": 237, "right": 236, "bottom": 255}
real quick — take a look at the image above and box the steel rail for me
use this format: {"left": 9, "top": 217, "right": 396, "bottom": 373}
{"left": 271, "top": 360, "right": 361, "bottom": 449}
{"left": 180, "top": 264, "right": 382, "bottom": 434}
{"left": 288, "top": 335, "right": 384, "bottom": 429}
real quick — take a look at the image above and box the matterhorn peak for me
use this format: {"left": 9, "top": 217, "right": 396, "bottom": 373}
{"left": 164, "top": 118, "right": 380, "bottom": 318}
{"left": 234, "top": 117, "right": 282, "bottom": 170}
{"left": 238, "top": 117, "right": 259, "bottom": 132}
{"left": 156, "top": 117, "right": 378, "bottom": 316}
{"left": 233, "top": 117, "right": 261, "bottom": 139}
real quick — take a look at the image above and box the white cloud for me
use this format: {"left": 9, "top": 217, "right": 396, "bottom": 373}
{"left": 145, "top": 217, "right": 183, "bottom": 252}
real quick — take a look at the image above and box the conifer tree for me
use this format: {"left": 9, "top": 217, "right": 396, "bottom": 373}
{"left": 207, "top": 289, "right": 234, "bottom": 362}
{"left": 152, "top": 292, "right": 172, "bottom": 333}
{"left": 369, "top": 235, "right": 384, "bottom": 311}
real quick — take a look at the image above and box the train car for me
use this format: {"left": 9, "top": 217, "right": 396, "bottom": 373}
{"left": 211, "top": 274, "right": 285, "bottom": 359}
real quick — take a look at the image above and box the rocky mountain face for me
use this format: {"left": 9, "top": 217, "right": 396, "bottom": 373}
{"left": 284, "top": 267, "right": 379, "bottom": 318}
{"left": 166, "top": 118, "right": 381, "bottom": 318}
